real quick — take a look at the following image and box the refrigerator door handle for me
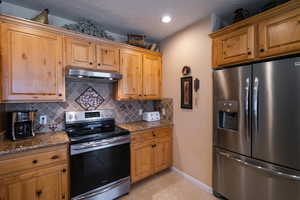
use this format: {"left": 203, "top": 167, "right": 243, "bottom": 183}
{"left": 245, "top": 77, "right": 250, "bottom": 140}
{"left": 218, "top": 151, "right": 300, "bottom": 181}
{"left": 253, "top": 77, "right": 259, "bottom": 135}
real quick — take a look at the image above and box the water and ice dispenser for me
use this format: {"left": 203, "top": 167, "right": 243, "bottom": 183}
{"left": 217, "top": 101, "right": 238, "bottom": 131}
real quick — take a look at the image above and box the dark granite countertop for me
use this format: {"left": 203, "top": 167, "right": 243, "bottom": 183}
{"left": 0, "top": 131, "right": 69, "bottom": 157}
{"left": 118, "top": 120, "right": 173, "bottom": 133}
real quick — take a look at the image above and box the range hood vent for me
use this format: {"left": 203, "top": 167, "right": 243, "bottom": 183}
{"left": 66, "top": 67, "right": 122, "bottom": 82}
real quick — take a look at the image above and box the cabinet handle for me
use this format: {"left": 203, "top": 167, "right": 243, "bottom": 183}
{"left": 51, "top": 155, "right": 59, "bottom": 160}
{"left": 260, "top": 49, "right": 265, "bottom": 52}
{"left": 62, "top": 194, "right": 66, "bottom": 199}
{"left": 36, "top": 190, "right": 42, "bottom": 196}
{"left": 32, "top": 159, "right": 38, "bottom": 164}
{"left": 62, "top": 168, "right": 67, "bottom": 173}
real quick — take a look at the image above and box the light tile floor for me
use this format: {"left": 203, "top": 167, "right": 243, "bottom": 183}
{"left": 120, "top": 170, "right": 219, "bottom": 200}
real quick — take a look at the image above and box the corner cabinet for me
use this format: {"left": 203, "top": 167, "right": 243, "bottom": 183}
{"left": 115, "top": 49, "right": 162, "bottom": 101}
{"left": 210, "top": 0, "right": 300, "bottom": 68}
{"left": 131, "top": 127, "right": 172, "bottom": 183}
{"left": 0, "top": 145, "right": 69, "bottom": 200}
{"left": 1, "top": 23, "right": 65, "bottom": 102}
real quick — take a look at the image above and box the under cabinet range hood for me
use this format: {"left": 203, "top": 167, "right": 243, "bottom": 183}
{"left": 66, "top": 68, "right": 122, "bottom": 82}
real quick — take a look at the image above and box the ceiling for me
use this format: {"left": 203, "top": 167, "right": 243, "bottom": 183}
{"left": 5, "top": 0, "right": 279, "bottom": 41}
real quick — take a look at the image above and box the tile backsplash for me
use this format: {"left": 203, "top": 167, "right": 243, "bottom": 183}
{"left": 5, "top": 79, "right": 173, "bottom": 132}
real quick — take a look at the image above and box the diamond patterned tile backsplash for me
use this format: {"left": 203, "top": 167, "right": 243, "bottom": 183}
{"left": 5, "top": 79, "right": 173, "bottom": 132}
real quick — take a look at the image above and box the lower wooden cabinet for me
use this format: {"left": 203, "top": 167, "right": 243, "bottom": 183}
{"left": 131, "top": 127, "right": 172, "bottom": 183}
{"left": 0, "top": 145, "right": 69, "bottom": 200}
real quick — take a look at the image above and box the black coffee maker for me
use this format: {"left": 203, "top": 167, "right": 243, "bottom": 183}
{"left": 7, "top": 110, "right": 37, "bottom": 141}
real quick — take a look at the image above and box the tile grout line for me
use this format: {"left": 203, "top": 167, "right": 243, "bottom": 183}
{"left": 171, "top": 167, "right": 213, "bottom": 194}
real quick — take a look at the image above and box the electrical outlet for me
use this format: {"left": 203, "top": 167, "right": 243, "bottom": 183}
{"left": 139, "top": 109, "right": 143, "bottom": 116}
{"left": 162, "top": 108, "right": 166, "bottom": 116}
{"left": 39, "top": 115, "right": 47, "bottom": 125}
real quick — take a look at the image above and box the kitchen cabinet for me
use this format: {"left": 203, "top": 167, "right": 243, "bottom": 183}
{"left": 1, "top": 23, "right": 65, "bottom": 102}
{"left": 96, "top": 44, "right": 120, "bottom": 71}
{"left": 65, "top": 37, "right": 95, "bottom": 69}
{"left": 65, "top": 37, "right": 120, "bottom": 72}
{"left": 210, "top": 0, "right": 300, "bottom": 68}
{"left": 258, "top": 7, "right": 300, "bottom": 58}
{"left": 116, "top": 49, "right": 143, "bottom": 100}
{"left": 142, "top": 54, "right": 162, "bottom": 99}
{"left": 0, "top": 145, "right": 69, "bottom": 200}
{"left": 115, "top": 49, "right": 162, "bottom": 100}
{"left": 131, "top": 127, "right": 172, "bottom": 183}
{"left": 213, "top": 25, "right": 255, "bottom": 67}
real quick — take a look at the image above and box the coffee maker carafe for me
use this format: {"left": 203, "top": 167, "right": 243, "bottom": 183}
{"left": 7, "top": 110, "right": 37, "bottom": 141}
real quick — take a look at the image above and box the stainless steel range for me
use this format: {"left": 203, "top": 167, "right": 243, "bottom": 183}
{"left": 213, "top": 56, "right": 300, "bottom": 200}
{"left": 65, "top": 110, "right": 130, "bottom": 200}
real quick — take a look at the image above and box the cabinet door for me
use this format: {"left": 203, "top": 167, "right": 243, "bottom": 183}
{"left": 116, "top": 49, "right": 142, "bottom": 100}
{"left": 65, "top": 37, "right": 95, "bottom": 68}
{"left": 142, "top": 54, "right": 161, "bottom": 100}
{"left": 258, "top": 7, "right": 300, "bottom": 58}
{"left": 216, "top": 25, "right": 255, "bottom": 66}
{"left": 1, "top": 23, "right": 64, "bottom": 102}
{"left": 131, "top": 141, "right": 154, "bottom": 183}
{"left": 153, "top": 137, "right": 172, "bottom": 173}
{"left": 96, "top": 45, "right": 119, "bottom": 71}
{"left": 0, "top": 164, "right": 68, "bottom": 200}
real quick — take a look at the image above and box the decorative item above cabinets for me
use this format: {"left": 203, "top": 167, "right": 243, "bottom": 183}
{"left": 115, "top": 49, "right": 162, "bottom": 101}
{"left": 1, "top": 23, "right": 65, "bottom": 102}
{"left": 64, "top": 37, "right": 120, "bottom": 72}
{"left": 210, "top": 0, "right": 300, "bottom": 68}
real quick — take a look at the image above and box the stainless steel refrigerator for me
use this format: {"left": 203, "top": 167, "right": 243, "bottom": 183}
{"left": 213, "top": 56, "right": 300, "bottom": 200}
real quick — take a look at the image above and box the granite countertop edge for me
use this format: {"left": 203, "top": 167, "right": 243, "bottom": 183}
{"left": 118, "top": 120, "right": 174, "bottom": 133}
{"left": 0, "top": 131, "right": 69, "bottom": 157}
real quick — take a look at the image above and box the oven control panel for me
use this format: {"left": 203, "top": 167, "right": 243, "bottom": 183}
{"left": 65, "top": 110, "right": 115, "bottom": 124}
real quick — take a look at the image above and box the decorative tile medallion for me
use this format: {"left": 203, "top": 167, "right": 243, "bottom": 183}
{"left": 75, "top": 87, "right": 104, "bottom": 110}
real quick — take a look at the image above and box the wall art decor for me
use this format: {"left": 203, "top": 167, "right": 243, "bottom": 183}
{"left": 75, "top": 86, "right": 104, "bottom": 110}
{"left": 63, "top": 18, "right": 114, "bottom": 41}
{"left": 181, "top": 76, "right": 193, "bottom": 109}
{"left": 182, "top": 66, "right": 191, "bottom": 76}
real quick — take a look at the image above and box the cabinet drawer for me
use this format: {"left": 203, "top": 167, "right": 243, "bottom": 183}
{"left": 131, "top": 130, "right": 154, "bottom": 144}
{"left": 153, "top": 127, "right": 172, "bottom": 138}
{"left": 0, "top": 148, "right": 67, "bottom": 176}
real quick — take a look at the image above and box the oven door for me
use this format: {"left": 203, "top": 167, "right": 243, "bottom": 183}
{"left": 70, "top": 135, "right": 130, "bottom": 198}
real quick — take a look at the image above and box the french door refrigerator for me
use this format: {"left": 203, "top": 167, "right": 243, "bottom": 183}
{"left": 213, "top": 56, "right": 300, "bottom": 200}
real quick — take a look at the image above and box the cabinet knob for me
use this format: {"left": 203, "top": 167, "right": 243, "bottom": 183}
{"left": 247, "top": 51, "right": 252, "bottom": 55}
{"left": 151, "top": 144, "right": 157, "bottom": 148}
{"left": 62, "top": 168, "right": 67, "bottom": 173}
{"left": 32, "top": 159, "right": 38, "bottom": 164}
{"left": 36, "top": 190, "right": 42, "bottom": 196}
{"left": 89, "top": 62, "right": 93, "bottom": 65}
{"left": 152, "top": 132, "right": 156, "bottom": 137}
{"left": 260, "top": 49, "right": 265, "bottom": 52}
{"left": 98, "top": 63, "right": 101, "bottom": 66}
{"left": 62, "top": 194, "right": 66, "bottom": 199}
{"left": 58, "top": 93, "right": 62, "bottom": 97}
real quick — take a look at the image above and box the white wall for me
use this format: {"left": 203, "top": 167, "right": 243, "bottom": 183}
{"left": 161, "top": 17, "right": 213, "bottom": 186}
{"left": 0, "top": 2, "right": 127, "bottom": 42}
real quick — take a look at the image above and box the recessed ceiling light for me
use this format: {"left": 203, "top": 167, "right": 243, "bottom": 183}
{"left": 161, "top": 15, "right": 172, "bottom": 23}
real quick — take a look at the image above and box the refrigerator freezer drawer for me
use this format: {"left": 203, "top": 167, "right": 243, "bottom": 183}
{"left": 213, "top": 147, "right": 300, "bottom": 200}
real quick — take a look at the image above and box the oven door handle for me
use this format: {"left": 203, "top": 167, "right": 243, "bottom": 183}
{"left": 71, "top": 135, "right": 130, "bottom": 155}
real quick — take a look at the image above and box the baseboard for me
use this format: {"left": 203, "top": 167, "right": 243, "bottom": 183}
{"left": 171, "top": 167, "right": 213, "bottom": 194}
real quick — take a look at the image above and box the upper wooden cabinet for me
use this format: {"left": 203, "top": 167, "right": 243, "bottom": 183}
{"left": 115, "top": 49, "right": 162, "bottom": 100}
{"left": 214, "top": 25, "right": 255, "bottom": 66}
{"left": 142, "top": 54, "right": 162, "bottom": 99}
{"left": 1, "top": 23, "right": 65, "bottom": 102}
{"left": 65, "top": 37, "right": 95, "bottom": 68}
{"left": 96, "top": 44, "right": 120, "bottom": 71}
{"left": 210, "top": 0, "right": 300, "bottom": 68}
{"left": 64, "top": 37, "right": 120, "bottom": 72}
{"left": 116, "top": 49, "right": 143, "bottom": 100}
{"left": 258, "top": 7, "right": 300, "bottom": 58}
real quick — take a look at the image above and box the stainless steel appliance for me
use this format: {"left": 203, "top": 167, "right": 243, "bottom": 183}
{"left": 65, "top": 110, "right": 130, "bottom": 200}
{"left": 66, "top": 67, "right": 122, "bottom": 82}
{"left": 6, "top": 110, "right": 37, "bottom": 141}
{"left": 213, "top": 56, "right": 300, "bottom": 200}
